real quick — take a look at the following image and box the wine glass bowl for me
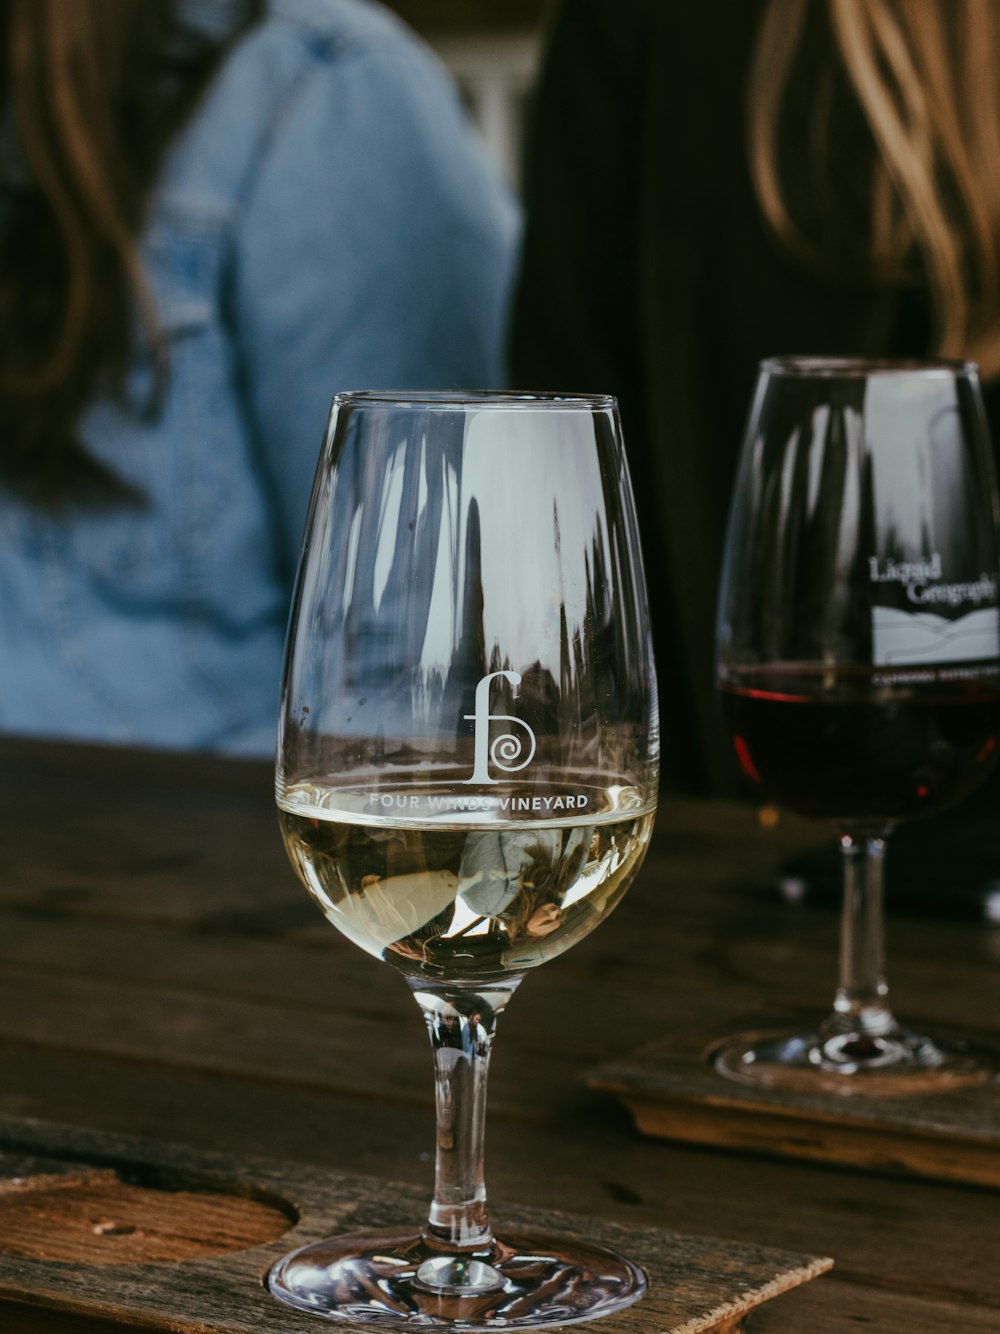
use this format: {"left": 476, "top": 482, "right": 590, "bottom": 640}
{"left": 715, "top": 357, "right": 1000, "bottom": 1094}
{"left": 270, "top": 391, "right": 658, "bottom": 1327}
{"left": 278, "top": 778, "right": 653, "bottom": 986}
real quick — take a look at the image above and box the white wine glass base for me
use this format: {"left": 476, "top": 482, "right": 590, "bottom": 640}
{"left": 267, "top": 1229, "right": 647, "bottom": 1329}
{"left": 713, "top": 1019, "right": 999, "bottom": 1095}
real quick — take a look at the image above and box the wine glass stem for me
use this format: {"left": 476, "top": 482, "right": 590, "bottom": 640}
{"left": 410, "top": 979, "right": 522, "bottom": 1252}
{"left": 834, "top": 831, "right": 896, "bottom": 1036}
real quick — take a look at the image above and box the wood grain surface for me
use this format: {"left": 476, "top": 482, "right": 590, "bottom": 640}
{"left": 586, "top": 1019, "right": 1000, "bottom": 1187}
{"left": 0, "top": 737, "right": 997, "bottom": 1332}
{"left": 0, "top": 1118, "right": 830, "bottom": 1333}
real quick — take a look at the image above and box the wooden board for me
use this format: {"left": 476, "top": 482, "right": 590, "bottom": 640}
{"left": 586, "top": 1016, "right": 1000, "bottom": 1188}
{"left": 0, "top": 1116, "right": 830, "bottom": 1334}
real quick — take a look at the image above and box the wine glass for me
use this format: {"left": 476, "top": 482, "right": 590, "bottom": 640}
{"left": 269, "top": 391, "right": 659, "bottom": 1327}
{"left": 714, "top": 357, "right": 1000, "bottom": 1094}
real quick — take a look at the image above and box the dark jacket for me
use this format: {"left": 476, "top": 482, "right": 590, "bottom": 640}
{"left": 510, "top": 0, "right": 999, "bottom": 794}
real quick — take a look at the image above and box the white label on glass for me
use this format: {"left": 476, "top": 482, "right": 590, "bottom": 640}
{"left": 868, "top": 554, "right": 999, "bottom": 607}
{"left": 363, "top": 791, "right": 589, "bottom": 815}
{"left": 463, "top": 670, "right": 537, "bottom": 785}
{"left": 871, "top": 606, "right": 1000, "bottom": 666}
{"left": 868, "top": 552, "right": 943, "bottom": 587}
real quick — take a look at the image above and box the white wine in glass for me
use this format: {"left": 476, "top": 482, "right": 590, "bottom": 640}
{"left": 269, "top": 392, "right": 659, "bottom": 1328}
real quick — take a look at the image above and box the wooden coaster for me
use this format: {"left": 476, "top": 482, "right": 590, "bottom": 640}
{"left": 586, "top": 1015, "right": 1000, "bottom": 1188}
{"left": 0, "top": 1116, "right": 830, "bottom": 1334}
{"left": 0, "top": 1168, "right": 291, "bottom": 1265}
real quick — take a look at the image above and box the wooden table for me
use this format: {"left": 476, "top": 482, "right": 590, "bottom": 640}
{"left": 0, "top": 737, "right": 996, "bottom": 1332}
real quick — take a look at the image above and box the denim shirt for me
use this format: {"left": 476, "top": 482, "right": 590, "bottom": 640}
{"left": 0, "top": 0, "right": 520, "bottom": 755}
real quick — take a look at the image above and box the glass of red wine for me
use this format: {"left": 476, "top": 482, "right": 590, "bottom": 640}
{"left": 715, "top": 357, "right": 1000, "bottom": 1093}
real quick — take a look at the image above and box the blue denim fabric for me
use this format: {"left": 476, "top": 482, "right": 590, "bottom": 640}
{"left": 0, "top": 0, "right": 520, "bottom": 755}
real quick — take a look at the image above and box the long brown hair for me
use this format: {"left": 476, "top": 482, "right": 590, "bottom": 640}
{"left": 0, "top": 0, "right": 251, "bottom": 505}
{"left": 748, "top": 0, "right": 1000, "bottom": 378}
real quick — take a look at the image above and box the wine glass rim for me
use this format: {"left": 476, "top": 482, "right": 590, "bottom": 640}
{"left": 760, "top": 355, "right": 979, "bottom": 379}
{"left": 330, "top": 389, "right": 619, "bottom": 410}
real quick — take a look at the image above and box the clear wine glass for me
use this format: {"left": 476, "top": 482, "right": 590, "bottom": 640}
{"left": 269, "top": 391, "right": 659, "bottom": 1327}
{"left": 715, "top": 357, "right": 1000, "bottom": 1094}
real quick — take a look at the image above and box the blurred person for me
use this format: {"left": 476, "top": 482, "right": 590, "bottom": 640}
{"left": 511, "top": 0, "right": 1000, "bottom": 794}
{"left": 0, "top": 0, "right": 518, "bottom": 754}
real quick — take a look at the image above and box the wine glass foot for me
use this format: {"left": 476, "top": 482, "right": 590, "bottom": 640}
{"left": 712, "top": 1023, "right": 999, "bottom": 1095}
{"left": 267, "top": 1228, "right": 647, "bottom": 1329}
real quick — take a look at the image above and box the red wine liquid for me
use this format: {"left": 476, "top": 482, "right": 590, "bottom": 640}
{"left": 720, "top": 665, "right": 1000, "bottom": 825}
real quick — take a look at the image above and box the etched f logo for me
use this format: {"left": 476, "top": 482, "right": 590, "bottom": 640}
{"left": 464, "top": 670, "right": 537, "bottom": 785}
